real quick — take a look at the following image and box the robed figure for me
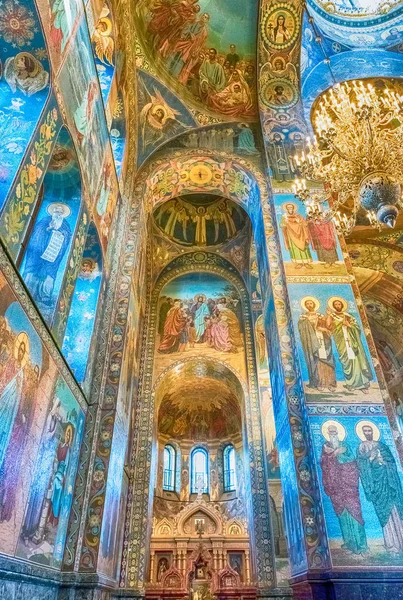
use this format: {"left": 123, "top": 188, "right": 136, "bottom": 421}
{"left": 191, "top": 295, "right": 210, "bottom": 341}
{"left": 357, "top": 423, "right": 403, "bottom": 553}
{"left": 308, "top": 218, "right": 338, "bottom": 265}
{"left": 22, "top": 203, "right": 72, "bottom": 307}
{"left": 158, "top": 300, "right": 187, "bottom": 353}
{"left": 320, "top": 423, "right": 368, "bottom": 554}
{"left": 326, "top": 298, "right": 372, "bottom": 392}
{"left": 280, "top": 202, "right": 313, "bottom": 268}
{"left": 298, "top": 297, "right": 336, "bottom": 391}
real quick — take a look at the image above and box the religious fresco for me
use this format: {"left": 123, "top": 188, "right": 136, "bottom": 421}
{"left": 310, "top": 414, "right": 403, "bottom": 565}
{"left": 156, "top": 272, "right": 246, "bottom": 378}
{"left": 110, "top": 91, "right": 126, "bottom": 177}
{"left": 93, "top": 146, "right": 119, "bottom": 250}
{"left": 273, "top": 194, "right": 346, "bottom": 277}
{"left": 57, "top": 17, "right": 110, "bottom": 199}
{"left": 19, "top": 128, "right": 82, "bottom": 325}
{"left": 91, "top": 2, "right": 116, "bottom": 103}
{"left": 137, "top": 70, "right": 196, "bottom": 165}
{"left": 0, "top": 268, "right": 85, "bottom": 568}
{"left": 158, "top": 379, "right": 242, "bottom": 440}
{"left": 288, "top": 283, "right": 381, "bottom": 403}
{"left": 153, "top": 195, "right": 247, "bottom": 248}
{"left": 35, "top": 0, "right": 81, "bottom": 70}
{"left": 135, "top": 0, "right": 258, "bottom": 119}
{"left": 259, "top": 384, "right": 280, "bottom": 479}
{"left": 172, "top": 123, "right": 260, "bottom": 155}
{"left": 61, "top": 224, "right": 103, "bottom": 384}
{"left": 0, "top": 0, "right": 50, "bottom": 207}
{"left": 98, "top": 409, "right": 128, "bottom": 580}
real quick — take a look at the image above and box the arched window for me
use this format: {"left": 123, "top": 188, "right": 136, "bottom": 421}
{"left": 191, "top": 447, "right": 209, "bottom": 494}
{"left": 163, "top": 445, "right": 176, "bottom": 492}
{"left": 223, "top": 445, "right": 236, "bottom": 492}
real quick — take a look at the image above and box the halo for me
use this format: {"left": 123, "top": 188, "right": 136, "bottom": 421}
{"left": 151, "top": 104, "right": 166, "bottom": 117}
{"left": 14, "top": 331, "right": 30, "bottom": 367}
{"left": 355, "top": 420, "right": 380, "bottom": 441}
{"left": 300, "top": 296, "right": 320, "bottom": 311}
{"left": 46, "top": 202, "right": 71, "bottom": 218}
{"left": 272, "top": 55, "right": 286, "bottom": 69}
{"left": 327, "top": 296, "right": 348, "bottom": 312}
{"left": 194, "top": 294, "right": 207, "bottom": 303}
{"left": 15, "top": 52, "right": 40, "bottom": 77}
{"left": 321, "top": 420, "right": 346, "bottom": 441}
{"left": 98, "top": 17, "right": 113, "bottom": 36}
{"left": 282, "top": 201, "right": 298, "bottom": 212}
{"left": 64, "top": 423, "right": 74, "bottom": 443}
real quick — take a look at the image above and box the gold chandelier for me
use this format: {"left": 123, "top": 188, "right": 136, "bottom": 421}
{"left": 292, "top": 80, "right": 403, "bottom": 235}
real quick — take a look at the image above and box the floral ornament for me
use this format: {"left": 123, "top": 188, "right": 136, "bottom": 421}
{"left": 0, "top": 1, "right": 37, "bottom": 48}
{"left": 2, "top": 107, "right": 59, "bottom": 256}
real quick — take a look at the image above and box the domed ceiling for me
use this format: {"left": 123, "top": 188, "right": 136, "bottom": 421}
{"left": 153, "top": 194, "right": 248, "bottom": 247}
{"left": 158, "top": 376, "right": 242, "bottom": 440}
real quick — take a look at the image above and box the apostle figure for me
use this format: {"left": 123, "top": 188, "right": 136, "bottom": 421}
{"left": 280, "top": 202, "right": 313, "bottom": 268}
{"left": 326, "top": 297, "right": 372, "bottom": 392}
{"left": 158, "top": 299, "right": 187, "bottom": 353}
{"left": 191, "top": 295, "right": 210, "bottom": 341}
{"left": 22, "top": 203, "right": 72, "bottom": 307}
{"left": 0, "top": 333, "right": 29, "bottom": 472}
{"left": 356, "top": 422, "right": 403, "bottom": 554}
{"left": 215, "top": 298, "right": 242, "bottom": 348}
{"left": 0, "top": 359, "right": 40, "bottom": 522}
{"left": 298, "top": 297, "right": 336, "bottom": 391}
{"left": 167, "top": 13, "right": 210, "bottom": 85}
{"left": 225, "top": 44, "right": 240, "bottom": 68}
{"left": 48, "top": 423, "right": 74, "bottom": 527}
{"left": 307, "top": 217, "right": 338, "bottom": 265}
{"left": 199, "top": 48, "right": 226, "bottom": 100}
{"left": 320, "top": 422, "right": 368, "bottom": 554}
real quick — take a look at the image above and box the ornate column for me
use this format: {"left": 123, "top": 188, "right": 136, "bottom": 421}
{"left": 150, "top": 551, "right": 155, "bottom": 583}
{"left": 245, "top": 550, "right": 251, "bottom": 584}
{"left": 257, "top": 1, "right": 403, "bottom": 597}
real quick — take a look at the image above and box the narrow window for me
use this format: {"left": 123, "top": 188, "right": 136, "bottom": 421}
{"left": 191, "top": 447, "right": 209, "bottom": 494}
{"left": 163, "top": 445, "right": 176, "bottom": 491}
{"left": 223, "top": 445, "right": 236, "bottom": 492}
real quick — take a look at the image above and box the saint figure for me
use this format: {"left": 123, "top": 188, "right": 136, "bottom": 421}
{"left": 357, "top": 423, "right": 403, "bottom": 553}
{"left": 158, "top": 299, "right": 187, "bottom": 353}
{"left": 307, "top": 217, "right": 338, "bottom": 265}
{"left": 320, "top": 423, "right": 368, "bottom": 554}
{"left": 22, "top": 203, "right": 72, "bottom": 307}
{"left": 199, "top": 48, "right": 226, "bottom": 99}
{"left": 326, "top": 298, "right": 372, "bottom": 392}
{"left": 191, "top": 295, "right": 211, "bottom": 341}
{"left": 298, "top": 297, "right": 336, "bottom": 391}
{"left": 280, "top": 202, "right": 313, "bottom": 268}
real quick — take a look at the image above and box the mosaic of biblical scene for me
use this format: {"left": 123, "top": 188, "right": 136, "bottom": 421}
{"left": 37, "top": 0, "right": 81, "bottom": 69}
{"left": 274, "top": 194, "right": 346, "bottom": 277}
{"left": 135, "top": 0, "right": 257, "bottom": 118}
{"left": 0, "top": 0, "right": 50, "bottom": 207}
{"left": 172, "top": 123, "right": 259, "bottom": 155}
{"left": 158, "top": 378, "right": 242, "bottom": 441}
{"left": 153, "top": 195, "right": 247, "bottom": 247}
{"left": 94, "top": 147, "right": 119, "bottom": 249}
{"left": 91, "top": 2, "right": 115, "bottom": 103}
{"left": 61, "top": 224, "right": 103, "bottom": 384}
{"left": 138, "top": 70, "right": 196, "bottom": 165}
{"left": 311, "top": 414, "right": 403, "bottom": 566}
{"left": 156, "top": 272, "right": 246, "bottom": 378}
{"left": 288, "top": 283, "right": 381, "bottom": 403}
{"left": 98, "top": 409, "right": 128, "bottom": 579}
{"left": 0, "top": 269, "right": 84, "bottom": 568}
{"left": 20, "top": 128, "right": 82, "bottom": 325}
{"left": 57, "top": 18, "right": 109, "bottom": 199}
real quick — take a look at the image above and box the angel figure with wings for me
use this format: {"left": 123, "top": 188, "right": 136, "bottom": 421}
{"left": 261, "top": 54, "right": 298, "bottom": 86}
{"left": 139, "top": 87, "right": 191, "bottom": 153}
{"left": 4, "top": 53, "right": 49, "bottom": 97}
{"left": 92, "top": 6, "right": 115, "bottom": 66}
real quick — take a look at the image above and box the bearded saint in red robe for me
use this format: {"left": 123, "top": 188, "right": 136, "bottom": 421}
{"left": 158, "top": 300, "right": 187, "bottom": 354}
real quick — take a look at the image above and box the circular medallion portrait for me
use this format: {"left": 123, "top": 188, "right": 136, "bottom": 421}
{"left": 261, "top": 78, "right": 299, "bottom": 109}
{"left": 261, "top": 4, "right": 300, "bottom": 50}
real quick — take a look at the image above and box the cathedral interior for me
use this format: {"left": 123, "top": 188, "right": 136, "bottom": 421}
{"left": 2, "top": 0, "right": 403, "bottom": 599}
